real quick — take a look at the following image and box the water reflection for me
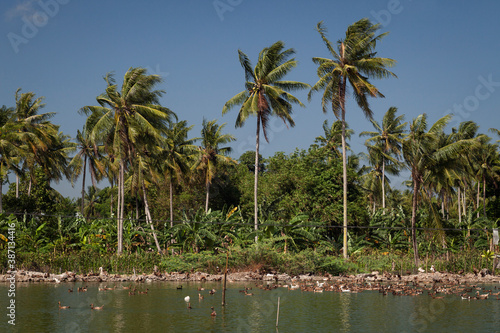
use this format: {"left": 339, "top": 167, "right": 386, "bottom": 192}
{"left": 0, "top": 282, "right": 498, "bottom": 332}
{"left": 339, "top": 292, "right": 352, "bottom": 332}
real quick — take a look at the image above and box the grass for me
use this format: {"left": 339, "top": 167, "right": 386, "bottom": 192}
{"left": 0, "top": 246, "right": 494, "bottom": 276}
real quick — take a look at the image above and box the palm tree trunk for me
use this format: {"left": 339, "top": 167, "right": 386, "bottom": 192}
{"left": 254, "top": 116, "right": 261, "bottom": 242}
{"left": 81, "top": 155, "right": 87, "bottom": 215}
{"left": 458, "top": 186, "right": 461, "bottom": 224}
{"left": 340, "top": 74, "right": 348, "bottom": 259}
{"left": 117, "top": 160, "right": 124, "bottom": 255}
{"left": 382, "top": 158, "right": 386, "bottom": 210}
{"left": 169, "top": 177, "right": 174, "bottom": 227}
{"left": 483, "top": 175, "right": 487, "bottom": 217}
{"left": 476, "top": 181, "right": 480, "bottom": 218}
{"left": 142, "top": 182, "right": 162, "bottom": 254}
{"left": 110, "top": 179, "right": 114, "bottom": 216}
{"left": 16, "top": 174, "right": 19, "bottom": 198}
{"left": 205, "top": 182, "right": 210, "bottom": 213}
{"left": 411, "top": 172, "right": 420, "bottom": 268}
{"left": 462, "top": 188, "right": 466, "bottom": 216}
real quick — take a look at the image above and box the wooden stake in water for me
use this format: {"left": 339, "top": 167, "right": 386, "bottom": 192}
{"left": 222, "top": 251, "right": 228, "bottom": 306}
{"left": 276, "top": 297, "right": 280, "bottom": 327}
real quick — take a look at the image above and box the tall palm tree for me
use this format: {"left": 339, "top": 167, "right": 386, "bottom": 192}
{"left": 0, "top": 105, "right": 20, "bottom": 211}
{"left": 69, "top": 125, "right": 106, "bottom": 215}
{"left": 195, "top": 119, "right": 236, "bottom": 212}
{"left": 308, "top": 19, "right": 396, "bottom": 258}
{"left": 360, "top": 107, "right": 406, "bottom": 209}
{"left": 361, "top": 143, "right": 400, "bottom": 212}
{"left": 157, "top": 120, "right": 198, "bottom": 226}
{"left": 402, "top": 114, "right": 477, "bottom": 268}
{"left": 14, "top": 88, "right": 59, "bottom": 196}
{"left": 80, "top": 67, "right": 175, "bottom": 254}
{"left": 471, "top": 137, "right": 500, "bottom": 217}
{"left": 223, "top": 41, "right": 309, "bottom": 236}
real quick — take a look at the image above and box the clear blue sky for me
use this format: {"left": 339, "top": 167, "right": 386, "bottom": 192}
{"left": 2, "top": 0, "right": 500, "bottom": 198}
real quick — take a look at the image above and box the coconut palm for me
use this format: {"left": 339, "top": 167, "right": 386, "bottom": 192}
{"left": 195, "top": 119, "right": 236, "bottom": 212}
{"left": 402, "top": 114, "right": 478, "bottom": 267}
{"left": 0, "top": 105, "right": 20, "bottom": 211}
{"left": 14, "top": 88, "right": 60, "bottom": 196}
{"left": 223, "top": 40, "right": 309, "bottom": 236}
{"left": 471, "top": 137, "right": 500, "bottom": 217}
{"left": 157, "top": 120, "right": 198, "bottom": 226}
{"left": 315, "top": 119, "right": 353, "bottom": 160}
{"left": 69, "top": 125, "right": 106, "bottom": 215}
{"left": 308, "top": 19, "right": 396, "bottom": 258}
{"left": 360, "top": 107, "right": 406, "bottom": 209}
{"left": 80, "top": 67, "right": 175, "bottom": 254}
{"left": 361, "top": 143, "right": 400, "bottom": 213}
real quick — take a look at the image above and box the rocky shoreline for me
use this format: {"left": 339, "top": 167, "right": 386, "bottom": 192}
{"left": 1, "top": 269, "right": 499, "bottom": 285}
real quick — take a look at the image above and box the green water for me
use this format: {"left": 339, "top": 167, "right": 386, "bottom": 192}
{"left": 1, "top": 281, "right": 499, "bottom": 332}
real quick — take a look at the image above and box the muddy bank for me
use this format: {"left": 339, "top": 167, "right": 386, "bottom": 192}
{"left": 1, "top": 269, "right": 499, "bottom": 285}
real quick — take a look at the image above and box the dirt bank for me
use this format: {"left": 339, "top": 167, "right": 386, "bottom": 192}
{"left": 1, "top": 269, "right": 499, "bottom": 285}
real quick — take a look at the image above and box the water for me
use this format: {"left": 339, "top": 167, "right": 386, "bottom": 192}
{"left": 1, "top": 281, "right": 499, "bottom": 332}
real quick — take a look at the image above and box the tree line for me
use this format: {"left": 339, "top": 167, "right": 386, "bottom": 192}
{"left": 1, "top": 18, "right": 499, "bottom": 267}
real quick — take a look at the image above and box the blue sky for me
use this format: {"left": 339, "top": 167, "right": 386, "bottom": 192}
{"left": 2, "top": 0, "right": 500, "bottom": 198}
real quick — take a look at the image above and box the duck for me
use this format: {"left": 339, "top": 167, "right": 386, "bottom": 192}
{"left": 128, "top": 291, "right": 136, "bottom": 296}
{"left": 209, "top": 289, "right": 216, "bottom": 295}
{"left": 177, "top": 285, "right": 183, "bottom": 290}
{"left": 58, "top": 301, "right": 70, "bottom": 309}
{"left": 476, "top": 291, "right": 488, "bottom": 299}
{"left": 430, "top": 265, "right": 436, "bottom": 273}
{"left": 210, "top": 306, "right": 217, "bottom": 316}
{"left": 199, "top": 293, "right": 204, "bottom": 300}
{"left": 340, "top": 285, "right": 351, "bottom": 293}
{"left": 138, "top": 289, "right": 149, "bottom": 294}
{"left": 122, "top": 285, "right": 132, "bottom": 290}
{"left": 68, "top": 288, "right": 73, "bottom": 293}
{"left": 91, "top": 304, "right": 104, "bottom": 310}
{"left": 244, "top": 291, "right": 254, "bottom": 296}
{"left": 184, "top": 296, "right": 190, "bottom": 302}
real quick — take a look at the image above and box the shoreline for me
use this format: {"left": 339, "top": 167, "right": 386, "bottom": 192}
{"left": 1, "top": 269, "right": 499, "bottom": 285}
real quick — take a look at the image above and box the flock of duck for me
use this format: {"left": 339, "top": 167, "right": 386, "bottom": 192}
{"left": 57, "top": 277, "right": 499, "bottom": 313}
{"left": 253, "top": 278, "right": 500, "bottom": 301}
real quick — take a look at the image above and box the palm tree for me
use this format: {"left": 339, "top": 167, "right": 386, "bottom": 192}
{"left": 80, "top": 67, "right": 175, "bottom": 254}
{"left": 471, "top": 137, "right": 500, "bottom": 217}
{"left": 315, "top": 119, "right": 353, "bottom": 160}
{"left": 360, "top": 107, "right": 406, "bottom": 209}
{"left": 69, "top": 125, "right": 106, "bottom": 215}
{"left": 361, "top": 143, "right": 400, "bottom": 213}
{"left": 223, "top": 40, "right": 309, "bottom": 236}
{"left": 402, "top": 114, "right": 477, "bottom": 268}
{"left": 0, "top": 105, "right": 20, "bottom": 211}
{"left": 14, "top": 88, "right": 59, "bottom": 196}
{"left": 308, "top": 19, "right": 396, "bottom": 258}
{"left": 157, "top": 120, "right": 198, "bottom": 226}
{"left": 195, "top": 119, "right": 236, "bottom": 212}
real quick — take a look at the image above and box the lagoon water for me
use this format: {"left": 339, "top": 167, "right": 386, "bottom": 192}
{"left": 1, "top": 281, "right": 499, "bottom": 332}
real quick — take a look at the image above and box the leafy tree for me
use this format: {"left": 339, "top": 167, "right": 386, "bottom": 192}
{"left": 223, "top": 41, "right": 309, "bottom": 237}
{"left": 309, "top": 19, "right": 396, "bottom": 258}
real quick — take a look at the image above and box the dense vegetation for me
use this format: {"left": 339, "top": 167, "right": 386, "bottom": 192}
{"left": 1, "top": 18, "right": 499, "bottom": 275}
